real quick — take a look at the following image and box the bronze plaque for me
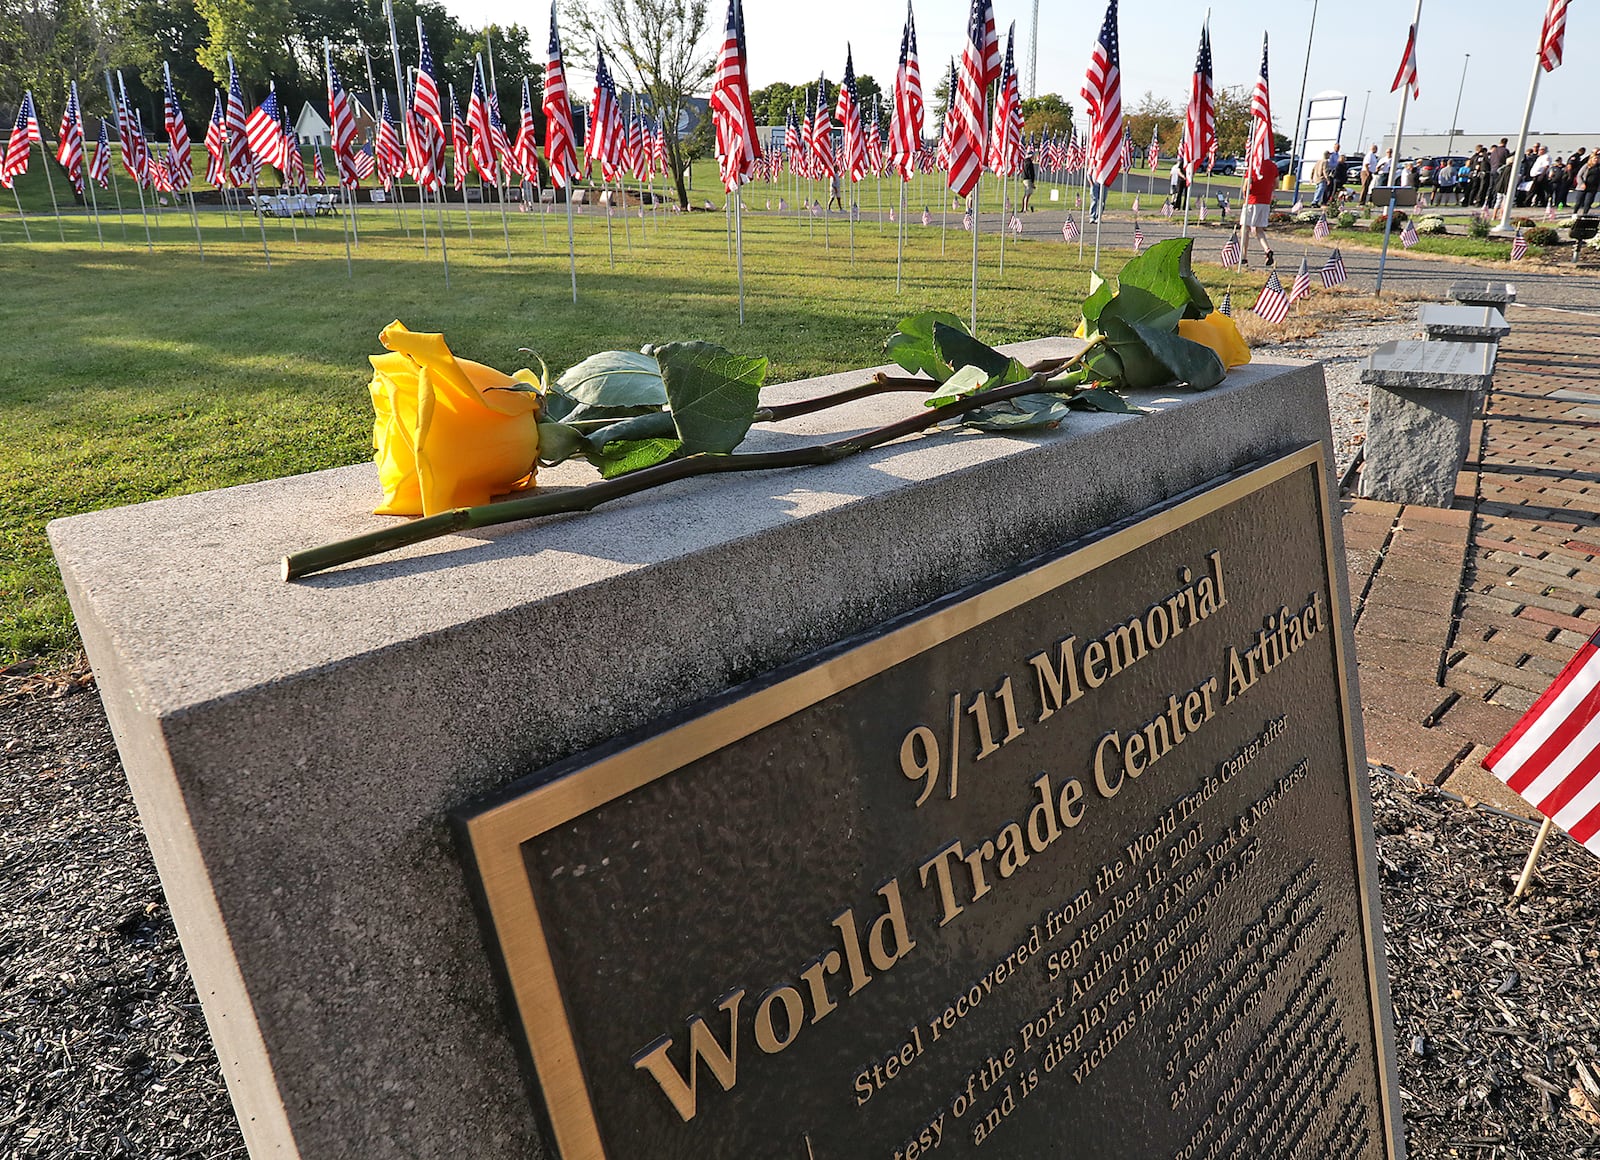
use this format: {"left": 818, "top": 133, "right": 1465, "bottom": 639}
{"left": 457, "top": 444, "right": 1402, "bottom": 1160}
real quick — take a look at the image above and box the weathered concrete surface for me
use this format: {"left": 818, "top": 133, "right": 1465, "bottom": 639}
{"left": 1361, "top": 340, "right": 1497, "bottom": 392}
{"left": 49, "top": 344, "right": 1347, "bottom": 1160}
{"left": 1361, "top": 384, "right": 1477, "bottom": 508}
{"left": 1420, "top": 305, "right": 1511, "bottom": 344}
{"left": 1450, "top": 280, "right": 1518, "bottom": 309}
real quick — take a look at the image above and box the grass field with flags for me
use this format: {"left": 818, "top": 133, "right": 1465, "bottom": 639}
{"left": 1, "top": 169, "right": 1255, "bottom": 664}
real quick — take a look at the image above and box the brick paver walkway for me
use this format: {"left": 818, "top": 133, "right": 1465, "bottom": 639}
{"left": 1347, "top": 307, "right": 1600, "bottom": 810}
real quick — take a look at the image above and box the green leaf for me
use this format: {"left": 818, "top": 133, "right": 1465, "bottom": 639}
{"left": 1066, "top": 388, "right": 1141, "bottom": 414}
{"left": 933, "top": 324, "right": 1012, "bottom": 381}
{"left": 1098, "top": 316, "right": 1176, "bottom": 389}
{"left": 583, "top": 410, "right": 679, "bottom": 451}
{"left": 1083, "top": 343, "right": 1126, "bottom": 385}
{"left": 924, "top": 364, "right": 991, "bottom": 406}
{"left": 591, "top": 438, "right": 684, "bottom": 480}
{"left": 886, "top": 332, "right": 954, "bottom": 382}
{"left": 1129, "top": 322, "right": 1228, "bottom": 390}
{"left": 898, "top": 310, "right": 968, "bottom": 341}
{"left": 1081, "top": 271, "right": 1115, "bottom": 330}
{"left": 1098, "top": 283, "right": 1184, "bottom": 334}
{"left": 653, "top": 342, "right": 769, "bottom": 455}
{"left": 536, "top": 421, "right": 587, "bottom": 466}
{"left": 555, "top": 351, "right": 668, "bottom": 408}
{"left": 1114, "top": 238, "right": 1203, "bottom": 315}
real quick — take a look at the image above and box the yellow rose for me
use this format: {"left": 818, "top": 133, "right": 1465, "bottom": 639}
{"left": 368, "top": 322, "right": 542, "bottom": 517}
{"left": 1178, "top": 312, "right": 1253, "bottom": 370}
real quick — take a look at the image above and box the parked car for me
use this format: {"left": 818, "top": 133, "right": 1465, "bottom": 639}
{"left": 1209, "top": 156, "right": 1240, "bottom": 176}
{"left": 1417, "top": 155, "right": 1469, "bottom": 187}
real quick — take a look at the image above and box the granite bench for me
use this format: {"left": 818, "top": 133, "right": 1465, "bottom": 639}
{"left": 1449, "top": 280, "right": 1516, "bottom": 311}
{"left": 1360, "top": 339, "right": 1497, "bottom": 508}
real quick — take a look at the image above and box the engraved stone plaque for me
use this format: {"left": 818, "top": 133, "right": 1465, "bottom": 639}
{"left": 1362, "top": 340, "right": 1496, "bottom": 391}
{"left": 457, "top": 445, "right": 1403, "bottom": 1160}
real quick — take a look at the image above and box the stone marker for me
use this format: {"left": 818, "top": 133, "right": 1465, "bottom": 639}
{"left": 1419, "top": 305, "right": 1511, "bottom": 345}
{"left": 1449, "top": 280, "right": 1517, "bottom": 310}
{"left": 1361, "top": 339, "right": 1496, "bottom": 508}
{"left": 50, "top": 343, "right": 1405, "bottom": 1160}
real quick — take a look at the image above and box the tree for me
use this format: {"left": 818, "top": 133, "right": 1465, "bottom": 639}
{"left": 1, "top": 0, "right": 109, "bottom": 121}
{"left": 194, "top": 0, "right": 291, "bottom": 85}
{"left": 565, "top": 0, "right": 714, "bottom": 208}
{"left": 1124, "top": 90, "right": 1176, "bottom": 160}
{"left": 749, "top": 79, "right": 802, "bottom": 128}
{"left": 1210, "top": 84, "right": 1289, "bottom": 163}
{"left": 1020, "top": 93, "right": 1071, "bottom": 137}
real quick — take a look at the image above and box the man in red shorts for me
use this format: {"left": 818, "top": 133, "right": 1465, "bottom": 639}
{"left": 1240, "top": 154, "right": 1279, "bottom": 268}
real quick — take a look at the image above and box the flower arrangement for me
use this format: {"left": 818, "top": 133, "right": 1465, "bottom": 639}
{"left": 285, "top": 240, "right": 1249, "bottom": 580}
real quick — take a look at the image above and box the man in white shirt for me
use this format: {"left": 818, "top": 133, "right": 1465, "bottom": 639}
{"left": 1361, "top": 146, "right": 1381, "bottom": 204}
{"left": 1529, "top": 145, "right": 1553, "bottom": 206}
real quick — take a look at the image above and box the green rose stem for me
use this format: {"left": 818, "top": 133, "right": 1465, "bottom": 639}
{"left": 284, "top": 352, "right": 1095, "bottom": 582}
{"left": 758, "top": 355, "right": 1077, "bottom": 425}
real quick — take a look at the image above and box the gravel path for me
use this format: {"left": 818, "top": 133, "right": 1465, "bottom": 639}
{"left": 1254, "top": 305, "right": 1421, "bottom": 478}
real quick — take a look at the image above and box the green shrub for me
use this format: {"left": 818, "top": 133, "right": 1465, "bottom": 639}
{"left": 1338, "top": 212, "right": 1357, "bottom": 228}
{"left": 1525, "top": 226, "right": 1560, "bottom": 246}
{"left": 1468, "top": 214, "right": 1491, "bottom": 238}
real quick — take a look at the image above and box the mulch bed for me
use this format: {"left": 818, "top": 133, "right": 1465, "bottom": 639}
{"left": 4, "top": 670, "right": 1600, "bottom": 1158}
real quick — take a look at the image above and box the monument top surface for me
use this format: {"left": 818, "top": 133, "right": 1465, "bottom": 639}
{"left": 1449, "top": 280, "right": 1517, "bottom": 306}
{"left": 1361, "top": 339, "right": 1496, "bottom": 391}
{"left": 1419, "top": 305, "right": 1511, "bottom": 340}
{"left": 49, "top": 339, "right": 1313, "bottom": 716}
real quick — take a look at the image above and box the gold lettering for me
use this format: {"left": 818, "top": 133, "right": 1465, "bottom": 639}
{"left": 1029, "top": 636, "right": 1084, "bottom": 722}
{"left": 919, "top": 841, "right": 966, "bottom": 927}
{"left": 754, "top": 986, "right": 805, "bottom": 1053}
{"left": 632, "top": 989, "right": 745, "bottom": 1122}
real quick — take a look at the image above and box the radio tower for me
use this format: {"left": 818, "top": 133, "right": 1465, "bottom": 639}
{"left": 1026, "top": 0, "right": 1040, "bottom": 97}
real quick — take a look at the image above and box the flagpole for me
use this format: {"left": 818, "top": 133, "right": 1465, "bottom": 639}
{"left": 110, "top": 73, "right": 154, "bottom": 252}
{"left": 29, "top": 93, "right": 66, "bottom": 241}
{"left": 78, "top": 89, "right": 105, "bottom": 248}
{"left": 565, "top": 177, "right": 578, "bottom": 303}
{"left": 448, "top": 84, "right": 475, "bottom": 240}
{"left": 735, "top": 182, "right": 746, "bottom": 325}
{"left": 1513, "top": 816, "right": 1556, "bottom": 901}
{"left": 1376, "top": 0, "right": 1424, "bottom": 296}
{"left": 104, "top": 119, "right": 128, "bottom": 241}
{"left": 8, "top": 180, "right": 30, "bottom": 240}
{"left": 896, "top": 177, "right": 907, "bottom": 292}
{"left": 1493, "top": 29, "right": 1546, "bottom": 236}
{"left": 384, "top": 6, "right": 428, "bottom": 256}
{"left": 480, "top": 51, "right": 512, "bottom": 259}
{"left": 168, "top": 64, "right": 205, "bottom": 259}
{"left": 363, "top": 46, "right": 408, "bottom": 237}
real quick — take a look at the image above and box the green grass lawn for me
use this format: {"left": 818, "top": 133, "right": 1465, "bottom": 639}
{"left": 0, "top": 168, "right": 1255, "bottom": 664}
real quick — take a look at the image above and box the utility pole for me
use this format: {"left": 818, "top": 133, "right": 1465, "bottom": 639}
{"left": 1027, "top": 0, "right": 1040, "bottom": 99}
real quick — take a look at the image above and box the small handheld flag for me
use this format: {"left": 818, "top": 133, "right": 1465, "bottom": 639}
{"left": 1252, "top": 271, "right": 1291, "bottom": 324}
{"left": 1512, "top": 231, "right": 1529, "bottom": 260}
{"left": 1401, "top": 219, "right": 1420, "bottom": 248}
{"left": 1062, "top": 215, "right": 1080, "bottom": 242}
{"left": 1320, "top": 248, "right": 1348, "bottom": 288}
{"left": 1220, "top": 231, "right": 1241, "bottom": 268}
{"left": 1289, "top": 256, "right": 1313, "bottom": 304}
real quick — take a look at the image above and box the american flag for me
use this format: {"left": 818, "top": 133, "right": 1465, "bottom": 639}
{"left": 352, "top": 147, "right": 375, "bottom": 180}
{"left": 1314, "top": 213, "right": 1331, "bottom": 239}
{"left": 1485, "top": 628, "right": 1600, "bottom": 855}
{"left": 468, "top": 66, "right": 496, "bottom": 179}
{"left": 0, "top": 95, "right": 35, "bottom": 187}
{"left": 1220, "top": 230, "right": 1242, "bottom": 267}
{"left": 935, "top": 56, "right": 959, "bottom": 176}
{"left": 963, "top": 208, "right": 972, "bottom": 230}
{"left": 1147, "top": 127, "right": 1160, "bottom": 170}
{"left": 922, "top": 207, "right": 931, "bottom": 226}
{"left": 515, "top": 75, "right": 541, "bottom": 179}
{"left": 890, "top": 2, "right": 924, "bottom": 181}
{"left": 1288, "top": 256, "right": 1313, "bottom": 303}
{"left": 1131, "top": 195, "right": 1140, "bottom": 213}
{"left": 1547, "top": 201, "right": 1558, "bottom": 222}
{"left": 1246, "top": 34, "right": 1273, "bottom": 183}
{"left": 449, "top": 87, "right": 470, "bottom": 189}
{"left": 710, "top": 0, "right": 762, "bottom": 192}
{"left": 1218, "top": 290, "right": 1233, "bottom": 317}
{"left": 1162, "top": 200, "right": 1173, "bottom": 218}
{"left": 1133, "top": 223, "right": 1144, "bottom": 252}
{"left": 326, "top": 56, "right": 357, "bottom": 172}
{"left": 1198, "top": 199, "right": 1207, "bottom": 221}
{"left": 245, "top": 87, "right": 288, "bottom": 172}
{"left": 1391, "top": 24, "right": 1421, "bottom": 100}
{"left": 375, "top": 92, "right": 405, "bottom": 185}
{"left": 199, "top": 98, "right": 222, "bottom": 187}
{"left": 1401, "top": 218, "right": 1420, "bottom": 247}
{"left": 1253, "top": 271, "right": 1291, "bottom": 323}
{"left": 1320, "top": 248, "right": 1348, "bottom": 287}
{"left": 945, "top": 0, "right": 1000, "bottom": 199}
{"left": 1541, "top": 0, "right": 1571, "bottom": 71}
{"left": 313, "top": 145, "right": 326, "bottom": 185}
{"left": 1289, "top": 198, "right": 1304, "bottom": 214}
{"left": 151, "top": 148, "right": 173, "bottom": 193}
{"left": 987, "top": 25, "right": 1023, "bottom": 177}
{"left": 627, "top": 99, "right": 647, "bottom": 181}
{"left": 485, "top": 71, "right": 514, "bottom": 170}
{"left": 589, "top": 46, "right": 621, "bottom": 180}
{"left": 283, "top": 121, "right": 307, "bottom": 192}
{"left": 224, "top": 57, "right": 254, "bottom": 187}
{"left": 1063, "top": 215, "right": 1080, "bottom": 241}
{"left": 1512, "top": 230, "right": 1529, "bottom": 260}
{"left": 413, "top": 23, "right": 445, "bottom": 141}
{"left": 864, "top": 106, "right": 885, "bottom": 176}
{"left": 1119, "top": 128, "right": 1134, "bottom": 172}
{"left": 543, "top": 2, "right": 577, "bottom": 187}
{"left": 1065, "top": 133, "right": 1085, "bottom": 172}
{"left": 809, "top": 76, "right": 837, "bottom": 178}
{"left": 163, "top": 70, "right": 192, "bottom": 192}
{"left": 836, "top": 46, "right": 867, "bottom": 182}
{"left": 123, "top": 101, "right": 153, "bottom": 188}
{"left": 57, "top": 83, "right": 85, "bottom": 194}
{"left": 1179, "top": 21, "right": 1215, "bottom": 175}
{"left": 1080, "top": 0, "right": 1125, "bottom": 188}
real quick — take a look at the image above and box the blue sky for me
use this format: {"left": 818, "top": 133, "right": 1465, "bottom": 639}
{"left": 452, "top": 0, "right": 1592, "bottom": 142}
